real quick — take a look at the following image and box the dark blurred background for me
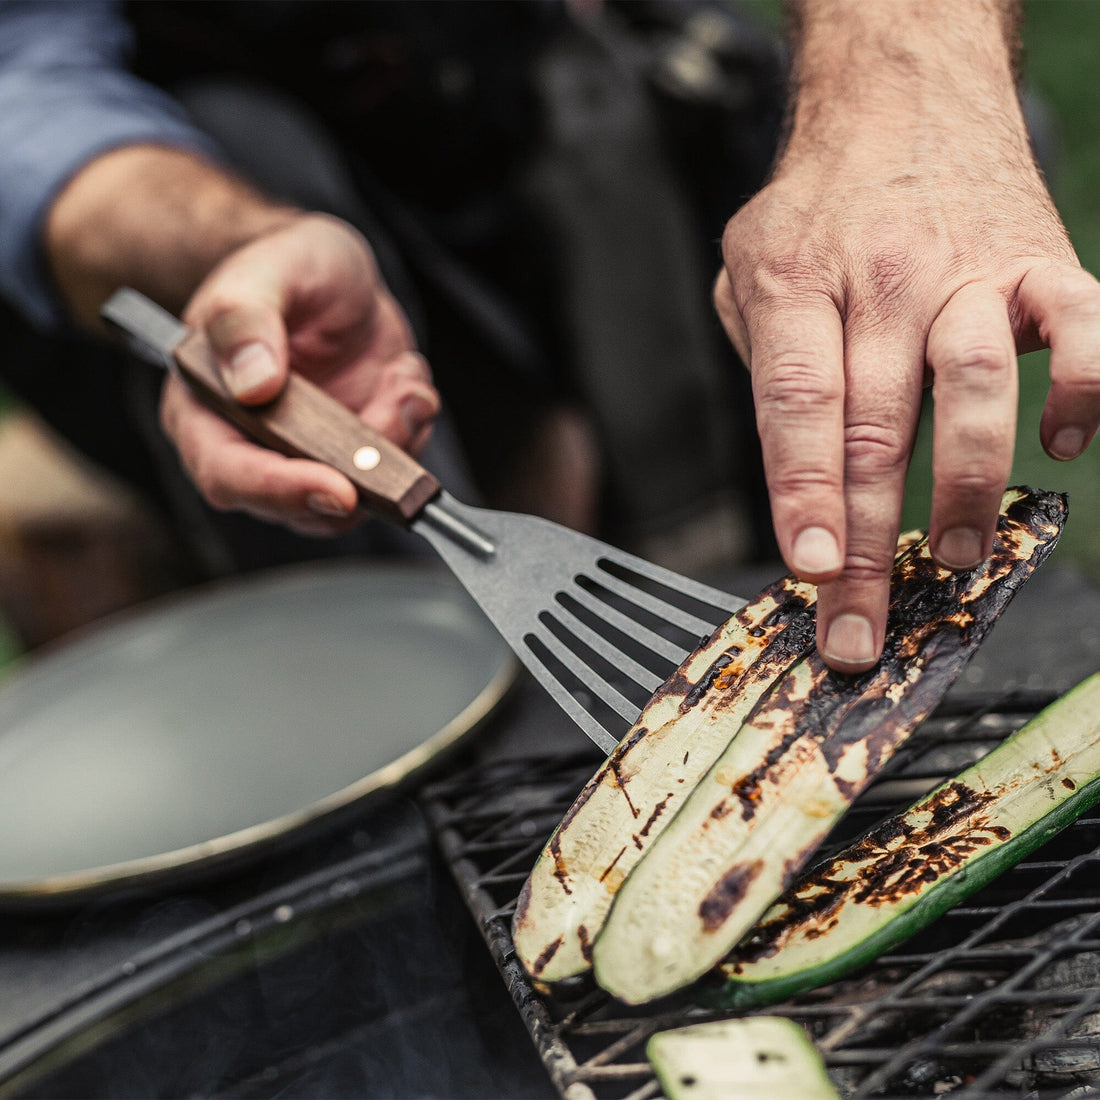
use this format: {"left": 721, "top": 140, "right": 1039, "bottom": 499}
{"left": 0, "top": 0, "right": 1096, "bottom": 670}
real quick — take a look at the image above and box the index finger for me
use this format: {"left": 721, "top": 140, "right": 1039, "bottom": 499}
{"left": 747, "top": 297, "right": 847, "bottom": 581}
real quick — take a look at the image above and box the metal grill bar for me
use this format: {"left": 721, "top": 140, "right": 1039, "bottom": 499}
{"left": 422, "top": 691, "right": 1100, "bottom": 1100}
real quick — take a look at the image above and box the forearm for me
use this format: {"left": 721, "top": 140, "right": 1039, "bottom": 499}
{"left": 782, "top": 0, "right": 1030, "bottom": 173}
{"left": 45, "top": 144, "right": 298, "bottom": 329}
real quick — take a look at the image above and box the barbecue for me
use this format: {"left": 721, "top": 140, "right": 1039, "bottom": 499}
{"left": 422, "top": 686, "right": 1100, "bottom": 1100}
{"left": 1, "top": 564, "right": 1100, "bottom": 1096}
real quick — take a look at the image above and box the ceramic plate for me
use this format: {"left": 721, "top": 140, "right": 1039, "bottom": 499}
{"left": 0, "top": 561, "right": 515, "bottom": 902}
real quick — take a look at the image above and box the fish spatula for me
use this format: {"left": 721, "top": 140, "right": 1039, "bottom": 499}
{"left": 102, "top": 288, "right": 748, "bottom": 754}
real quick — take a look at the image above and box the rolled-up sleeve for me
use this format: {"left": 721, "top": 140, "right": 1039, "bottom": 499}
{"left": 0, "top": 0, "right": 218, "bottom": 329}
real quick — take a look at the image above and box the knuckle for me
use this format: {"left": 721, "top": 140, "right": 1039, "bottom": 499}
{"left": 1053, "top": 281, "right": 1100, "bottom": 322}
{"left": 839, "top": 549, "right": 892, "bottom": 585}
{"left": 768, "top": 469, "right": 842, "bottom": 499}
{"left": 934, "top": 466, "right": 1005, "bottom": 499}
{"left": 756, "top": 358, "right": 844, "bottom": 411}
{"left": 844, "top": 421, "right": 910, "bottom": 477}
{"left": 861, "top": 245, "right": 912, "bottom": 304}
{"left": 751, "top": 258, "right": 834, "bottom": 305}
{"left": 200, "top": 475, "right": 234, "bottom": 513}
{"left": 1050, "top": 357, "right": 1100, "bottom": 392}
{"left": 935, "top": 344, "right": 1012, "bottom": 382}
{"left": 191, "top": 454, "right": 240, "bottom": 512}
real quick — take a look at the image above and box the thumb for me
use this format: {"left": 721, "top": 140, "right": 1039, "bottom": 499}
{"left": 202, "top": 301, "right": 288, "bottom": 405}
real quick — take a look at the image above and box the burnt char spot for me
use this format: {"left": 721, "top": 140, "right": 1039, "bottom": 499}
{"left": 608, "top": 755, "right": 640, "bottom": 820}
{"left": 638, "top": 794, "right": 674, "bottom": 840}
{"left": 599, "top": 846, "right": 628, "bottom": 883}
{"left": 533, "top": 935, "right": 564, "bottom": 975}
{"left": 550, "top": 835, "right": 573, "bottom": 896}
{"left": 617, "top": 724, "right": 650, "bottom": 758}
{"left": 699, "top": 860, "right": 764, "bottom": 932}
{"left": 658, "top": 669, "right": 695, "bottom": 703}
{"left": 577, "top": 924, "right": 594, "bottom": 963}
{"left": 681, "top": 653, "right": 735, "bottom": 713}
{"left": 925, "top": 782, "right": 995, "bottom": 831}
{"left": 1064, "top": 778, "right": 1078, "bottom": 791}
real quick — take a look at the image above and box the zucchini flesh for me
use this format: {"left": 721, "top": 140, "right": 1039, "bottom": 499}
{"left": 512, "top": 572, "right": 819, "bottom": 984}
{"left": 647, "top": 1017, "right": 839, "bottom": 1100}
{"left": 592, "top": 488, "right": 1066, "bottom": 1005}
{"left": 716, "top": 672, "right": 1100, "bottom": 1009}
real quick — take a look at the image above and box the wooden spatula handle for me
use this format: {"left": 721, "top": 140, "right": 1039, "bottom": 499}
{"left": 173, "top": 328, "right": 441, "bottom": 524}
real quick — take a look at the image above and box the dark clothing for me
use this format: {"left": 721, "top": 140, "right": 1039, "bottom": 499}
{"left": 0, "top": 0, "right": 784, "bottom": 579}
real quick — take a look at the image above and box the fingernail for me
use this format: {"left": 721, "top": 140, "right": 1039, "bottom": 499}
{"left": 1050, "top": 427, "right": 1086, "bottom": 460}
{"left": 823, "top": 614, "right": 876, "bottom": 667}
{"left": 935, "top": 526, "right": 984, "bottom": 570}
{"left": 791, "top": 527, "right": 842, "bottom": 575}
{"left": 307, "top": 491, "right": 350, "bottom": 519}
{"left": 224, "top": 342, "right": 279, "bottom": 398}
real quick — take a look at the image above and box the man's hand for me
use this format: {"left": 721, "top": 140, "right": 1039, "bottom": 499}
{"left": 164, "top": 214, "right": 438, "bottom": 535}
{"left": 714, "top": 0, "right": 1100, "bottom": 672}
{"left": 46, "top": 146, "right": 439, "bottom": 535}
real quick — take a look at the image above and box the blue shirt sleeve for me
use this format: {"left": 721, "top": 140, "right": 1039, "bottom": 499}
{"left": 0, "top": 0, "right": 220, "bottom": 330}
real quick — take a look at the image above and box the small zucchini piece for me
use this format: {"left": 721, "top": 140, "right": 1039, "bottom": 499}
{"left": 647, "top": 1016, "right": 839, "bottom": 1100}
{"left": 593, "top": 488, "right": 1066, "bottom": 1005}
{"left": 513, "top": 571, "right": 819, "bottom": 985}
{"left": 717, "top": 672, "right": 1100, "bottom": 1009}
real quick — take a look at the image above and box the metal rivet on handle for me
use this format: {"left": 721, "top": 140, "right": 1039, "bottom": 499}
{"left": 353, "top": 446, "right": 381, "bottom": 471}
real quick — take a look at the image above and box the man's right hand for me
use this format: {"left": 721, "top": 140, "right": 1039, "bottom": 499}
{"left": 162, "top": 214, "right": 439, "bottom": 535}
{"left": 46, "top": 146, "right": 440, "bottom": 536}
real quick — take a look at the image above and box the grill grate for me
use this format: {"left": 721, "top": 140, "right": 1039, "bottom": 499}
{"left": 421, "top": 691, "right": 1100, "bottom": 1100}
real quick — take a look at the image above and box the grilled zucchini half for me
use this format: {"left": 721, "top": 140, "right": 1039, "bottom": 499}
{"left": 716, "top": 672, "right": 1100, "bottom": 1008}
{"left": 513, "top": 571, "right": 820, "bottom": 985}
{"left": 647, "top": 1017, "right": 839, "bottom": 1100}
{"left": 592, "top": 488, "right": 1066, "bottom": 1005}
{"left": 514, "top": 531, "right": 933, "bottom": 987}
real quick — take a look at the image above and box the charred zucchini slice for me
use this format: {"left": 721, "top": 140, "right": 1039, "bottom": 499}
{"left": 647, "top": 1017, "right": 839, "bottom": 1100}
{"left": 514, "top": 534, "right": 926, "bottom": 986}
{"left": 717, "top": 672, "right": 1100, "bottom": 1008}
{"left": 593, "top": 488, "right": 1066, "bottom": 1005}
{"left": 513, "top": 572, "right": 820, "bottom": 984}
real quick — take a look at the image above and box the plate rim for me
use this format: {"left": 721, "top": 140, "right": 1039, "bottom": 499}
{"left": 0, "top": 559, "right": 517, "bottom": 903}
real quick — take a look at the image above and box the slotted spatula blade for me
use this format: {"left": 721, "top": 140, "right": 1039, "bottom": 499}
{"left": 102, "top": 289, "right": 747, "bottom": 753}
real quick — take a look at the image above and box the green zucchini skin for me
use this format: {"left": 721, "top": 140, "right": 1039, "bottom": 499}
{"left": 713, "top": 672, "right": 1100, "bottom": 1010}
{"left": 512, "top": 572, "right": 819, "bottom": 985}
{"left": 592, "top": 488, "right": 1067, "bottom": 1006}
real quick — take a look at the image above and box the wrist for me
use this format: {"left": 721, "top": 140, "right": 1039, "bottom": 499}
{"left": 781, "top": 0, "right": 1029, "bottom": 170}
{"left": 45, "top": 144, "right": 298, "bottom": 328}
